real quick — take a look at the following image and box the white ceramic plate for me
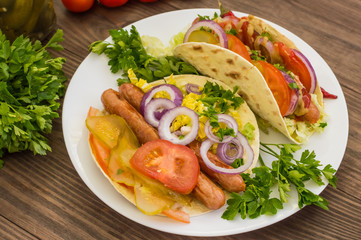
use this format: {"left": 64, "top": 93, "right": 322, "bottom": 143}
{"left": 62, "top": 9, "right": 348, "bottom": 237}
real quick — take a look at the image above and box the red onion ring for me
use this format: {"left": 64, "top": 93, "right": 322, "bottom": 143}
{"left": 254, "top": 36, "right": 282, "bottom": 64}
{"left": 280, "top": 71, "right": 300, "bottom": 116}
{"left": 183, "top": 20, "right": 228, "bottom": 48}
{"left": 158, "top": 107, "right": 199, "bottom": 145}
{"left": 140, "top": 84, "right": 183, "bottom": 115}
{"left": 144, "top": 98, "right": 176, "bottom": 127}
{"left": 217, "top": 138, "right": 244, "bottom": 165}
{"left": 200, "top": 133, "right": 254, "bottom": 175}
{"left": 292, "top": 49, "right": 317, "bottom": 94}
{"left": 204, "top": 114, "right": 238, "bottom": 143}
{"left": 185, "top": 83, "right": 201, "bottom": 95}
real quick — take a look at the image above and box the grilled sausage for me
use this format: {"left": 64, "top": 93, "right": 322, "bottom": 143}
{"left": 101, "top": 88, "right": 225, "bottom": 209}
{"left": 119, "top": 83, "right": 144, "bottom": 113}
{"left": 188, "top": 141, "right": 246, "bottom": 193}
{"left": 193, "top": 172, "right": 226, "bottom": 210}
{"left": 101, "top": 89, "right": 159, "bottom": 144}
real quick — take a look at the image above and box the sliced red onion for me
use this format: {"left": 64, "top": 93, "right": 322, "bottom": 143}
{"left": 281, "top": 71, "right": 300, "bottom": 116}
{"left": 200, "top": 133, "right": 254, "bottom": 175}
{"left": 184, "top": 20, "right": 228, "bottom": 48}
{"left": 204, "top": 114, "right": 238, "bottom": 143}
{"left": 185, "top": 83, "right": 201, "bottom": 95}
{"left": 144, "top": 98, "right": 176, "bottom": 127}
{"left": 158, "top": 107, "right": 199, "bottom": 145}
{"left": 140, "top": 84, "right": 183, "bottom": 115}
{"left": 254, "top": 36, "right": 281, "bottom": 64}
{"left": 292, "top": 49, "right": 317, "bottom": 94}
{"left": 217, "top": 138, "right": 244, "bottom": 165}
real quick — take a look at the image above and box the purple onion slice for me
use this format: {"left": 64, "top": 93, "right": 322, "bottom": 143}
{"left": 292, "top": 49, "right": 317, "bottom": 94}
{"left": 217, "top": 138, "right": 244, "bottom": 165}
{"left": 254, "top": 36, "right": 281, "bottom": 64}
{"left": 183, "top": 20, "right": 228, "bottom": 48}
{"left": 185, "top": 83, "right": 201, "bottom": 95}
{"left": 204, "top": 114, "right": 238, "bottom": 143}
{"left": 280, "top": 71, "right": 300, "bottom": 116}
{"left": 200, "top": 132, "right": 254, "bottom": 175}
{"left": 144, "top": 98, "right": 176, "bottom": 127}
{"left": 158, "top": 107, "right": 199, "bottom": 145}
{"left": 140, "top": 84, "right": 183, "bottom": 115}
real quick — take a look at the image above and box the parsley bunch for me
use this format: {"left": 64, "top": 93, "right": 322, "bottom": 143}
{"left": 0, "top": 30, "right": 66, "bottom": 167}
{"left": 89, "top": 26, "right": 199, "bottom": 84}
{"left": 222, "top": 143, "right": 337, "bottom": 220}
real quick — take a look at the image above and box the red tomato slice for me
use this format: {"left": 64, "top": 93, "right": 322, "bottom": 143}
{"left": 130, "top": 139, "right": 199, "bottom": 194}
{"left": 87, "top": 107, "right": 111, "bottom": 176}
{"left": 254, "top": 61, "right": 292, "bottom": 116}
{"left": 276, "top": 42, "right": 312, "bottom": 92}
{"left": 162, "top": 209, "right": 190, "bottom": 224}
{"left": 237, "top": 21, "right": 258, "bottom": 50}
{"left": 226, "top": 34, "right": 251, "bottom": 61}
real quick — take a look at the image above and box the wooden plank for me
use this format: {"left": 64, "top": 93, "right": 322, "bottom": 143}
{"left": 1, "top": 0, "right": 360, "bottom": 239}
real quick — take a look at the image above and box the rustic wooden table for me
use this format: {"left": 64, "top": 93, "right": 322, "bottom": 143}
{"left": 1, "top": 0, "right": 360, "bottom": 239}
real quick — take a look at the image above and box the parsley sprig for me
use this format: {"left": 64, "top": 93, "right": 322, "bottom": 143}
{"left": 222, "top": 143, "right": 337, "bottom": 220}
{"left": 89, "top": 26, "right": 199, "bottom": 83}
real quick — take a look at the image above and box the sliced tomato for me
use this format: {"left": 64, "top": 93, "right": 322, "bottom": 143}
{"left": 276, "top": 42, "right": 312, "bottom": 92}
{"left": 130, "top": 139, "right": 199, "bottom": 194}
{"left": 226, "top": 34, "right": 251, "bottom": 61}
{"left": 217, "top": 15, "right": 240, "bottom": 31}
{"left": 237, "top": 20, "right": 258, "bottom": 50}
{"left": 253, "top": 61, "right": 292, "bottom": 116}
{"left": 162, "top": 209, "right": 190, "bottom": 224}
{"left": 88, "top": 107, "right": 111, "bottom": 176}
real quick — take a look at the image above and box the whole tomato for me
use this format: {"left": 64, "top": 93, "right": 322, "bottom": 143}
{"left": 62, "top": 0, "right": 95, "bottom": 12}
{"left": 98, "top": 0, "right": 128, "bottom": 7}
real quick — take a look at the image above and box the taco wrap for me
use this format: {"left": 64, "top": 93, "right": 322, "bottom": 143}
{"left": 86, "top": 74, "right": 259, "bottom": 223}
{"left": 174, "top": 11, "right": 326, "bottom": 144}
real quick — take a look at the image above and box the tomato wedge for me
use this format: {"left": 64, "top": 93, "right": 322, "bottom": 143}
{"left": 130, "top": 139, "right": 199, "bottom": 194}
{"left": 226, "top": 34, "right": 251, "bottom": 61}
{"left": 253, "top": 60, "right": 292, "bottom": 116}
{"left": 87, "top": 107, "right": 111, "bottom": 176}
{"left": 276, "top": 42, "right": 312, "bottom": 92}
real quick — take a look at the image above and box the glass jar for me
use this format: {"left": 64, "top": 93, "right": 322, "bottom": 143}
{"left": 0, "top": 0, "right": 56, "bottom": 42}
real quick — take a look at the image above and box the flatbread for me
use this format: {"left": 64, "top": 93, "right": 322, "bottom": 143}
{"left": 88, "top": 74, "right": 260, "bottom": 218}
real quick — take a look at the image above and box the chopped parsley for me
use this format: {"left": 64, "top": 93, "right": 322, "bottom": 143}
{"left": 319, "top": 122, "right": 327, "bottom": 128}
{"left": 288, "top": 82, "right": 299, "bottom": 90}
{"left": 231, "top": 158, "right": 244, "bottom": 168}
{"left": 197, "top": 12, "right": 219, "bottom": 21}
{"left": 226, "top": 28, "right": 237, "bottom": 36}
{"left": 260, "top": 32, "right": 273, "bottom": 42}
{"left": 222, "top": 143, "right": 337, "bottom": 220}
{"left": 198, "top": 82, "right": 244, "bottom": 141}
{"left": 250, "top": 50, "right": 266, "bottom": 61}
{"left": 116, "top": 169, "right": 124, "bottom": 175}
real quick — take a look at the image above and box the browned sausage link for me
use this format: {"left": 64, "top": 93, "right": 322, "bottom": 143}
{"left": 192, "top": 172, "right": 226, "bottom": 210}
{"left": 188, "top": 141, "right": 246, "bottom": 193}
{"left": 119, "top": 83, "right": 144, "bottom": 113}
{"left": 101, "top": 88, "right": 226, "bottom": 209}
{"left": 101, "top": 89, "right": 159, "bottom": 144}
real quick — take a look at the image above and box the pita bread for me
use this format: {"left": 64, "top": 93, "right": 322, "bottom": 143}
{"left": 173, "top": 42, "right": 324, "bottom": 144}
